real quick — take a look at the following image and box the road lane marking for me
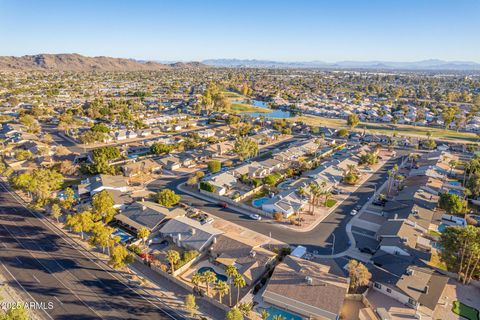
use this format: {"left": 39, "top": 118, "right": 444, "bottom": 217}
{"left": 0, "top": 182, "right": 182, "bottom": 319}
{"left": 32, "top": 274, "right": 40, "bottom": 283}
{"left": 15, "top": 257, "right": 22, "bottom": 265}
{"left": 0, "top": 264, "right": 54, "bottom": 320}
{"left": 53, "top": 296, "right": 63, "bottom": 305}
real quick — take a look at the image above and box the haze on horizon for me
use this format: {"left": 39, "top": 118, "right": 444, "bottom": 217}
{"left": 0, "top": 0, "right": 479, "bottom": 63}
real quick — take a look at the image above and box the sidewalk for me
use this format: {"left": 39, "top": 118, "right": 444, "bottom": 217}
{"left": 179, "top": 157, "right": 391, "bottom": 234}
{"left": 0, "top": 178, "right": 223, "bottom": 320}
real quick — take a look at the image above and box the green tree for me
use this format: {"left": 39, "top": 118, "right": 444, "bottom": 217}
{"left": 166, "top": 250, "right": 181, "bottom": 275}
{"left": 233, "top": 274, "right": 246, "bottom": 304}
{"left": 61, "top": 187, "right": 76, "bottom": 210}
{"left": 347, "top": 113, "right": 360, "bottom": 128}
{"left": 440, "top": 226, "right": 480, "bottom": 284}
{"left": 91, "top": 190, "right": 117, "bottom": 223}
{"left": 261, "top": 309, "right": 270, "bottom": 320}
{"left": 150, "top": 143, "right": 175, "bottom": 155}
{"left": 10, "top": 168, "right": 63, "bottom": 204}
{"left": 88, "top": 222, "right": 118, "bottom": 255}
{"left": 226, "top": 307, "right": 244, "bottom": 320}
{"left": 347, "top": 259, "right": 371, "bottom": 293}
{"left": 137, "top": 227, "right": 151, "bottom": 247}
{"left": 359, "top": 152, "right": 378, "bottom": 165}
{"left": 203, "top": 271, "right": 217, "bottom": 297}
{"left": 438, "top": 193, "right": 467, "bottom": 215}
{"left": 225, "top": 265, "right": 238, "bottom": 306}
{"left": 233, "top": 137, "right": 258, "bottom": 161}
{"left": 109, "top": 244, "right": 134, "bottom": 269}
{"left": 50, "top": 203, "right": 62, "bottom": 223}
{"left": 208, "top": 160, "right": 222, "bottom": 174}
{"left": 191, "top": 272, "right": 205, "bottom": 291}
{"left": 214, "top": 280, "right": 229, "bottom": 304}
{"left": 337, "top": 128, "right": 349, "bottom": 138}
{"left": 1, "top": 303, "right": 30, "bottom": 320}
{"left": 65, "top": 210, "right": 94, "bottom": 240}
{"left": 199, "top": 181, "right": 216, "bottom": 192}
{"left": 155, "top": 189, "right": 181, "bottom": 207}
{"left": 184, "top": 294, "right": 198, "bottom": 317}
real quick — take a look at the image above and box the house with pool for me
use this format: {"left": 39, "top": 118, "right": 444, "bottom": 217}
{"left": 261, "top": 189, "right": 306, "bottom": 218}
{"left": 208, "top": 234, "right": 277, "bottom": 286}
{"left": 262, "top": 256, "right": 348, "bottom": 320}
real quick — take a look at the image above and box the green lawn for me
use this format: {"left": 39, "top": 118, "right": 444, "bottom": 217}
{"left": 226, "top": 102, "right": 271, "bottom": 114}
{"left": 290, "top": 115, "right": 480, "bottom": 143}
{"left": 325, "top": 199, "right": 337, "bottom": 208}
{"left": 452, "top": 301, "right": 480, "bottom": 320}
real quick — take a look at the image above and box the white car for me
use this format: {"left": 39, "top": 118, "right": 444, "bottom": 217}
{"left": 249, "top": 214, "right": 262, "bottom": 220}
{"left": 350, "top": 209, "right": 358, "bottom": 216}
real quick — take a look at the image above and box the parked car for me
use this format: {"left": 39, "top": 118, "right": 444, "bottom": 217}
{"left": 355, "top": 205, "right": 362, "bottom": 211}
{"left": 249, "top": 214, "right": 262, "bottom": 220}
{"left": 218, "top": 202, "right": 228, "bottom": 208}
{"left": 350, "top": 209, "right": 358, "bottom": 216}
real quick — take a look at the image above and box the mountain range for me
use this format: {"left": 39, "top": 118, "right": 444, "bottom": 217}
{"left": 201, "top": 58, "right": 480, "bottom": 71}
{"left": 1, "top": 54, "right": 479, "bottom": 71}
{"left": 0, "top": 54, "right": 206, "bottom": 72}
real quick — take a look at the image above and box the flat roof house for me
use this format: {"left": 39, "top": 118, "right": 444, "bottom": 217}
{"left": 263, "top": 256, "right": 349, "bottom": 320}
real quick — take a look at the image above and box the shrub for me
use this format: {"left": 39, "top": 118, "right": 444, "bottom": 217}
{"left": 175, "top": 250, "right": 199, "bottom": 269}
{"left": 199, "top": 181, "right": 216, "bottom": 192}
{"left": 273, "top": 212, "right": 283, "bottom": 221}
{"left": 128, "top": 244, "right": 143, "bottom": 255}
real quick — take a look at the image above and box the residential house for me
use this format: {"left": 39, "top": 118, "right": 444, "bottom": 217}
{"left": 78, "top": 174, "right": 129, "bottom": 197}
{"left": 115, "top": 201, "right": 185, "bottom": 233}
{"left": 122, "top": 159, "right": 162, "bottom": 177}
{"left": 159, "top": 216, "right": 223, "bottom": 252}
{"left": 263, "top": 256, "right": 349, "bottom": 320}
{"left": 203, "top": 172, "right": 237, "bottom": 196}
{"left": 262, "top": 189, "right": 305, "bottom": 218}
{"left": 209, "top": 234, "right": 277, "bottom": 285}
{"left": 370, "top": 256, "right": 449, "bottom": 318}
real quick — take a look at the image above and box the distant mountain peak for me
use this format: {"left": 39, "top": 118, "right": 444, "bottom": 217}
{"left": 0, "top": 53, "right": 207, "bottom": 72}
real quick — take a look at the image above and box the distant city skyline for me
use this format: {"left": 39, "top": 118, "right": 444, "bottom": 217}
{"left": 1, "top": 0, "right": 479, "bottom": 63}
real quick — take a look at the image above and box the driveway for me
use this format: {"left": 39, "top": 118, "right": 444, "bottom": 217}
{"left": 148, "top": 152, "right": 408, "bottom": 255}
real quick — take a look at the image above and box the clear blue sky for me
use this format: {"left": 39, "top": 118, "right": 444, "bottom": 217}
{"left": 1, "top": 0, "right": 479, "bottom": 62}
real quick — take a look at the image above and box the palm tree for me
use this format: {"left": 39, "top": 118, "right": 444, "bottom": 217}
{"left": 214, "top": 281, "right": 229, "bottom": 304}
{"left": 233, "top": 274, "right": 246, "bottom": 304}
{"left": 203, "top": 271, "right": 217, "bottom": 297}
{"left": 449, "top": 159, "right": 458, "bottom": 176}
{"left": 224, "top": 265, "right": 238, "bottom": 306}
{"left": 165, "top": 250, "right": 180, "bottom": 275}
{"left": 272, "top": 315, "right": 285, "bottom": 320}
{"left": 261, "top": 309, "right": 270, "bottom": 320}
{"left": 191, "top": 272, "right": 204, "bottom": 291}
{"left": 324, "top": 191, "right": 332, "bottom": 207}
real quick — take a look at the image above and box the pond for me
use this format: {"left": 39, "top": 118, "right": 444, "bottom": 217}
{"left": 239, "top": 99, "right": 294, "bottom": 119}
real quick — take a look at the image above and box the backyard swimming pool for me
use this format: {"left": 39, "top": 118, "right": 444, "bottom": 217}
{"left": 198, "top": 267, "right": 228, "bottom": 282}
{"left": 252, "top": 197, "right": 270, "bottom": 208}
{"left": 112, "top": 229, "right": 134, "bottom": 243}
{"left": 265, "top": 306, "right": 303, "bottom": 320}
{"left": 447, "top": 180, "right": 461, "bottom": 186}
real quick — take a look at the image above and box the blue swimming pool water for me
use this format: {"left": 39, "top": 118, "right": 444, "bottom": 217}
{"left": 265, "top": 306, "right": 303, "bottom": 320}
{"left": 198, "top": 267, "right": 228, "bottom": 282}
{"left": 252, "top": 197, "right": 269, "bottom": 208}
{"left": 438, "top": 223, "right": 449, "bottom": 233}
{"left": 448, "top": 180, "right": 461, "bottom": 186}
{"left": 112, "top": 229, "right": 134, "bottom": 243}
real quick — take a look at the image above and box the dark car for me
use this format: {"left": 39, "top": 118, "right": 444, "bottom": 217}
{"left": 355, "top": 205, "right": 362, "bottom": 211}
{"left": 218, "top": 202, "right": 228, "bottom": 208}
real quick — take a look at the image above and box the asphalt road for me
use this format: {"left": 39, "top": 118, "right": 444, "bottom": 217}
{"left": 148, "top": 152, "right": 407, "bottom": 255}
{"left": 0, "top": 181, "right": 184, "bottom": 320}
